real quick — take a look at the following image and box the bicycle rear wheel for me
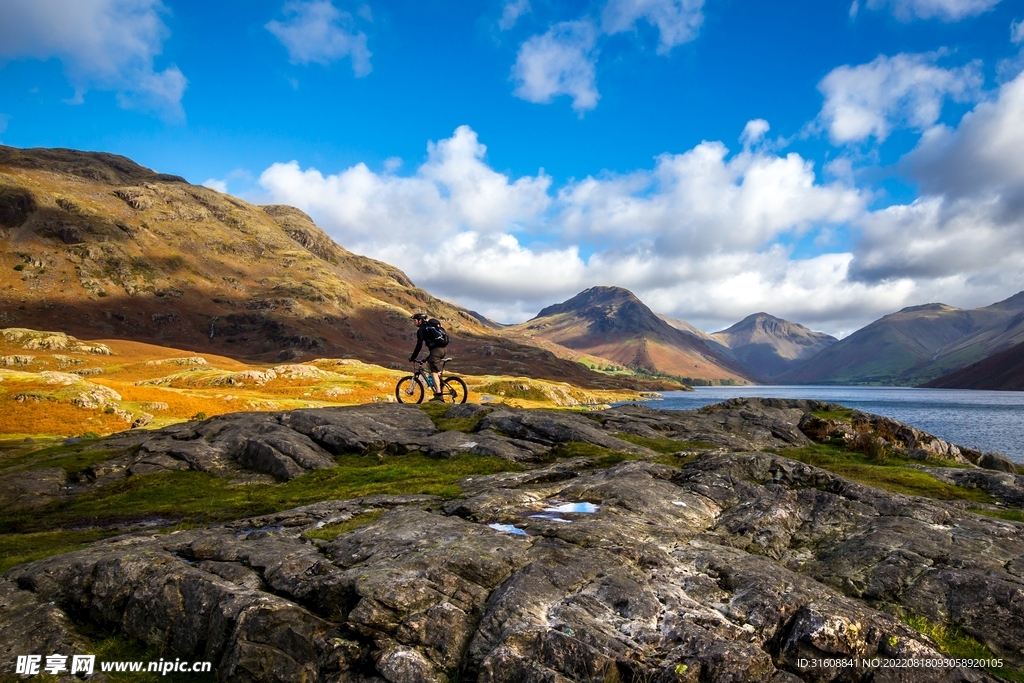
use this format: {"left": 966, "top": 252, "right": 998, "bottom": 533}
{"left": 441, "top": 376, "right": 468, "bottom": 404}
{"left": 395, "top": 376, "right": 425, "bottom": 403}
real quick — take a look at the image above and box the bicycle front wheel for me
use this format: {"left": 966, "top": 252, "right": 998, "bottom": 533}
{"left": 441, "top": 376, "right": 468, "bottom": 404}
{"left": 395, "top": 376, "right": 425, "bottom": 403}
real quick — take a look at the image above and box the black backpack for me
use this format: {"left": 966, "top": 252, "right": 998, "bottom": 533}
{"left": 422, "top": 319, "right": 449, "bottom": 348}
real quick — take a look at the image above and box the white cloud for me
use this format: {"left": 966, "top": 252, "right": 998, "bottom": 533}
{"left": 864, "top": 0, "right": 1002, "bottom": 22}
{"left": 511, "top": 21, "right": 599, "bottom": 113}
{"left": 1012, "top": 19, "right": 1024, "bottom": 43}
{"left": 257, "top": 125, "right": 902, "bottom": 333}
{"left": 817, "top": 53, "right": 982, "bottom": 144}
{"left": 740, "top": 119, "right": 770, "bottom": 147}
{"left": 203, "top": 179, "right": 228, "bottom": 193}
{"left": 556, "top": 143, "right": 864, "bottom": 254}
{"left": 0, "top": 114, "right": 9, "bottom": 134}
{"left": 499, "top": 0, "right": 531, "bottom": 30}
{"left": 601, "top": 0, "right": 705, "bottom": 53}
{"left": 0, "top": 0, "right": 186, "bottom": 120}
{"left": 256, "top": 121, "right": 1024, "bottom": 333}
{"left": 844, "top": 71, "right": 1024, "bottom": 313}
{"left": 905, "top": 70, "right": 1024, "bottom": 202}
{"left": 266, "top": 0, "right": 372, "bottom": 77}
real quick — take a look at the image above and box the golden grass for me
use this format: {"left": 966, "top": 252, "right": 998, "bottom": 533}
{"left": 0, "top": 330, "right": 643, "bottom": 438}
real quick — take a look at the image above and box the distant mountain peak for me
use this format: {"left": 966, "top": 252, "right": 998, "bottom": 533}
{"left": 521, "top": 286, "right": 752, "bottom": 383}
{"left": 897, "top": 303, "right": 956, "bottom": 314}
{"left": 711, "top": 312, "right": 836, "bottom": 379}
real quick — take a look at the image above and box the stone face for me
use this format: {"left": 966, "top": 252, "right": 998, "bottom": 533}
{"left": 2, "top": 399, "right": 1020, "bottom": 682}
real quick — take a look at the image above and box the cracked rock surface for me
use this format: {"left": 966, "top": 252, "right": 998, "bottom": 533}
{"left": 2, "top": 399, "right": 1022, "bottom": 682}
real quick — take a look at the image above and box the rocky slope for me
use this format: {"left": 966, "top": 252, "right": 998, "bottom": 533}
{"left": 513, "top": 287, "right": 754, "bottom": 384}
{"left": 922, "top": 340, "right": 1024, "bottom": 391}
{"left": 2, "top": 399, "right": 1022, "bottom": 682}
{"left": 0, "top": 146, "right": 670, "bottom": 390}
{"left": 778, "top": 294, "right": 1024, "bottom": 386}
{"left": 709, "top": 313, "right": 837, "bottom": 379}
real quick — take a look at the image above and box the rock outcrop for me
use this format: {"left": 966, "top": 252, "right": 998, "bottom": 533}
{"left": 2, "top": 399, "right": 1023, "bottom": 682}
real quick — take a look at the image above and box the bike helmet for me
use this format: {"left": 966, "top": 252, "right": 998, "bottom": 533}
{"left": 411, "top": 312, "right": 428, "bottom": 321}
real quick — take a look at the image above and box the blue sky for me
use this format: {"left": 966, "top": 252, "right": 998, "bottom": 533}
{"left": 2, "top": 0, "right": 1024, "bottom": 335}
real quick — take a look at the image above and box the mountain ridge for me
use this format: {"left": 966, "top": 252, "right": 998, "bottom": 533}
{"left": 710, "top": 312, "right": 838, "bottom": 379}
{"left": 0, "top": 145, "right": 674, "bottom": 390}
{"left": 515, "top": 286, "right": 754, "bottom": 383}
{"left": 777, "top": 292, "right": 1024, "bottom": 385}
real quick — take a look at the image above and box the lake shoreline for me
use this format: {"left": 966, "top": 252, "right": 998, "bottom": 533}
{"left": 632, "top": 385, "right": 1024, "bottom": 462}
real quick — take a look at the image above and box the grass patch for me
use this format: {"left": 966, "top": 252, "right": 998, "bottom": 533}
{"left": 83, "top": 629, "right": 218, "bottom": 683}
{"left": 418, "top": 402, "right": 484, "bottom": 433}
{"left": 0, "top": 452, "right": 522, "bottom": 536}
{"left": 904, "top": 616, "right": 1024, "bottom": 681}
{"left": 475, "top": 380, "right": 548, "bottom": 402}
{"left": 303, "top": 509, "right": 386, "bottom": 541}
{"left": 810, "top": 407, "right": 855, "bottom": 421}
{"left": 612, "top": 433, "right": 717, "bottom": 453}
{"left": 0, "top": 528, "right": 121, "bottom": 574}
{"left": 545, "top": 441, "right": 636, "bottom": 469}
{"left": 973, "top": 508, "right": 1024, "bottom": 523}
{"left": 780, "top": 443, "right": 995, "bottom": 503}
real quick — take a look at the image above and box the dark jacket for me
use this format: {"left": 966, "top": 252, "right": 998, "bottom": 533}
{"left": 410, "top": 319, "right": 444, "bottom": 358}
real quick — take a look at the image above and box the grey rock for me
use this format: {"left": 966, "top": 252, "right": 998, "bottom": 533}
{"left": 978, "top": 451, "right": 1017, "bottom": 473}
{"left": 3, "top": 399, "right": 1020, "bottom": 682}
{"left": 0, "top": 466, "right": 68, "bottom": 512}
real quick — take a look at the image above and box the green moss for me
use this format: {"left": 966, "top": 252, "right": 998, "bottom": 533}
{"left": 475, "top": 380, "right": 549, "bottom": 402}
{"left": 418, "top": 402, "right": 484, "bottom": 433}
{"left": 810, "top": 408, "right": 855, "bottom": 421}
{"left": 973, "top": 508, "right": 1024, "bottom": 523}
{"left": 0, "top": 528, "right": 121, "bottom": 573}
{"left": 612, "top": 433, "right": 717, "bottom": 453}
{"left": 303, "top": 509, "right": 386, "bottom": 541}
{"left": 0, "top": 452, "right": 521, "bottom": 536}
{"left": 543, "top": 441, "right": 637, "bottom": 469}
{"left": 904, "top": 616, "right": 1024, "bottom": 681}
{"left": 780, "top": 443, "right": 996, "bottom": 503}
{"left": 0, "top": 439, "right": 114, "bottom": 474}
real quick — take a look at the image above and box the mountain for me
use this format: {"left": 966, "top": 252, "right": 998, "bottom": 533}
{"left": 777, "top": 294, "right": 1024, "bottom": 385}
{"left": 709, "top": 313, "right": 837, "bottom": 379}
{"left": 0, "top": 145, "right": 671, "bottom": 389}
{"left": 921, "top": 341, "right": 1024, "bottom": 390}
{"left": 512, "top": 286, "right": 754, "bottom": 383}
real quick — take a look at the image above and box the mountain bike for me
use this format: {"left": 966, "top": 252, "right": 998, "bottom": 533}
{"left": 395, "top": 358, "right": 468, "bottom": 404}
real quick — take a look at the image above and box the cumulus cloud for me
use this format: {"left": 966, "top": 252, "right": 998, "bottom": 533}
{"left": 740, "top": 119, "right": 770, "bottom": 147}
{"left": 499, "top": 0, "right": 531, "bottom": 30}
{"left": 863, "top": 0, "right": 1002, "bottom": 22}
{"left": 818, "top": 52, "right": 982, "bottom": 144}
{"left": 905, "top": 70, "right": 1024, "bottom": 203}
{"left": 601, "top": 0, "right": 705, "bottom": 53}
{"left": 258, "top": 125, "right": 915, "bottom": 332}
{"left": 511, "top": 21, "right": 599, "bottom": 112}
{"left": 846, "top": 70, "right": 1024, "bottom": 313}
{"left": 1012, "top": 19, "right": 1024, "bottom": 43}
{"left": 0, "top": 0, "right": 186, "bottom": 120}
{"left": 266, "top": 0, "right": 372, "bottom": 76}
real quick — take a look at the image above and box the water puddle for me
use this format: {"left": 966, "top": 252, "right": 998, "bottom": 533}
{"left": 543, "top": 502, "right": 600, "bottom": 514}
{"left": 489, "top": 523, "right": 529, "bottom": 536}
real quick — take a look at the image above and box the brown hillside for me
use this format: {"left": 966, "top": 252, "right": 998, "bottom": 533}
{"left": 921, "top": 341, "right": 1024, "bottom": 390}
{"left": 0, "top": 145, "right": 669, "bottom": 390}
{"left": 513, "top": 286, "right": 754, "bottom": 383}
{"left": 711, "top": 312, "right": 837, "bottom": 379}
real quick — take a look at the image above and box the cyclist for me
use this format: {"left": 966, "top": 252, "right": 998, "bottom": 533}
{"left": 409, "top": 313, "right": 448, "bottom": 401}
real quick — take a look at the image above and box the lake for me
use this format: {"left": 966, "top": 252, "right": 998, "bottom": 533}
{"left": 630, "top": 386, "right": 1024, "bottom": 462}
